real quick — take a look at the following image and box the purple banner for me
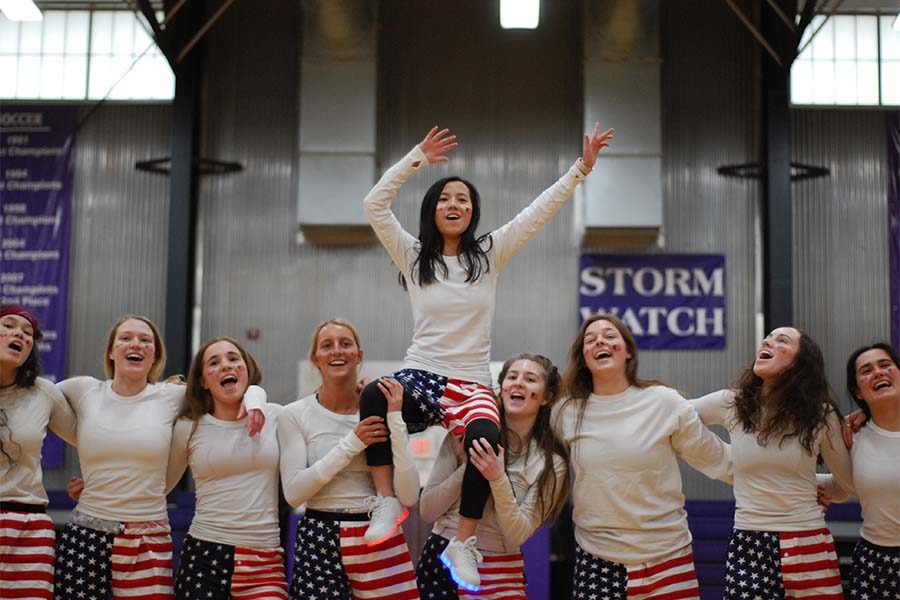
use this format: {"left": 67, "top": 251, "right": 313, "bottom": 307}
{"left": 579, "top": 254, "right": 726, "bottom": 349}
{"left": 889, "top": 112, "right": 899, "bottom": 351}
{"left": 1, "top": 105, "right": 77, "bottom": 468}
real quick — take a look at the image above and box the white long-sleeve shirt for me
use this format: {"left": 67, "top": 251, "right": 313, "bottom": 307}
{"left": 166, "top": 404, "right": 283, "bottom": 549}
{"left": 692, "top": 389, "right": 853, "bottom": 532}
{"left": 278, "top": 393, "right": 419, "bottom": 511}
{"left": 363, "top": 145, "right": 590, "bottom": 386}
{"left": 818, "top": 422, "right": 900, "bottom": 547}
{"left": 0, "top": 378, "right": 77, "bottom": 506}
{"left": 552, "top": 385, "right": 732, "bottom": 564}
{"left": 56, "top": 377, "right": 266, "bottom": 522}
{"left": 419, "top": 434, "right": 566, "bottom": 553}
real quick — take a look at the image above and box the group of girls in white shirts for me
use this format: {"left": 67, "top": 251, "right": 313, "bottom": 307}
{"left": 1, "top": 124, "right": 897, "bottom": 600}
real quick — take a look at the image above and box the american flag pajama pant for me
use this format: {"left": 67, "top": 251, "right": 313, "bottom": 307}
{"left": 415, "top": 533, "right": 526, "bottom": 600}
{"left": 174, "top": 534, "right": 288, "bottom": 600}
{"left": 573, "top": 543, "right": 700, "bottom": 600}
{"left": 724, "top": 528, "right": 844, "bottom": 599}
{"left": 847, "top": 539, "right": 898, "bottom": 599}
{"left": 289, "top": 511, "right": 419, "bottom": 600}
{"left": 53, "top": 517, "right": 174, "bottom": 600}
{"left": 1, "top": 504, "right": 56, "bottom": 599}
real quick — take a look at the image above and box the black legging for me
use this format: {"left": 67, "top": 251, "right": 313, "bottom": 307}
{"left": 359, "top": 380, "right": 500, "bottom": 519}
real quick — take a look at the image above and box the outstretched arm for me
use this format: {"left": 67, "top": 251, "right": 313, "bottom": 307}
{"left": 492, "top": 122, "right": 614, "bottom": 268}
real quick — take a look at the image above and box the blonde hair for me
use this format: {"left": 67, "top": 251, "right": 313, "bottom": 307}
{"left": 308, "top": 319, "right": 363, "bottom": 364}
{"left": 103, "top": 315, "right": 166, "bottom": 383}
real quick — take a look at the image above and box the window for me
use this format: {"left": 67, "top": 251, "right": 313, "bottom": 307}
{"left": 791, "top": 14, "right": 900, "bottom": 107}
{"left": 0, "top": 9, "right": 173, "bottom": 101}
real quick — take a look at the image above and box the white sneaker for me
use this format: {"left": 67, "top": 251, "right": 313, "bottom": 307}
{"left": 363, "top": 495, "right": 408, "bottom": 545}
{"left": 440, "top": 536, "right": 482, "bottom": 591}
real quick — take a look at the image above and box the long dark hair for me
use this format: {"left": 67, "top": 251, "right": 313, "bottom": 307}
{"left": 560, "top": 314, "right": 667, "bottom": 437}
{"left": 845, "top": 341, "right": 899, "bottom": 419}
{"left": 498, "top": 353, "right": 570, "bottom": 523}
{"left": 0, "top": 314, "right": 43, "bottom": 471}
{"left": 732, "top": 329, "right": 841, "bottom": 453}
{"left": 402, "top": 176, "right": 492, "bottom": 288}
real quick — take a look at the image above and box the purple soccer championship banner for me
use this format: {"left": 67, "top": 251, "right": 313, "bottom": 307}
{"left": 1, "top": 105, "right": 77, "bottom": 468}
{"left": 579, "top": 254, "right": 726, "bottom": 350}
{"left": 889, "top": 112, "right": 899, "bottom": 350}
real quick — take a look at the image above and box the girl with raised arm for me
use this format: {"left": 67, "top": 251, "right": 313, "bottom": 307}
{"left": 416, "top": 353, "right": 568, "bottom": 599}
{"left": 53, "top": 315, "right": 265, "bottom": 600}
{"left": 166, "top": 337, "right": 287, "bottom": 599}
{"left": 554, "top": 314, "right": 732, "bottom": 600}
{"left": 818, "top": 342, "right": 899, "bottom": 599}
{"left": 692, "top": 327, "right": 853, "bottom": 599}
{"left": 359, "top": 124, "right": 612, "bottom": 589}
{"left": 278, "top": 320, "right": 419, "bottom": 600}
{"left": 0, "top": 305, "right": 77, "bottom": 599}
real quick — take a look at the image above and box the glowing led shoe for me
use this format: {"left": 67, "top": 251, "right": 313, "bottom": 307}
{"left": 363, "top": 495, "right": 408, "bottom": 545}
{"left": 440, "top": 536, "right": 482, "bottom": 591}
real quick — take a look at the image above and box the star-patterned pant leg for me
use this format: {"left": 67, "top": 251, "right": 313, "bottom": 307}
{"left": 289, "top": 517, "right": 352, "bottom": 600}
{"left": 173, "top": 535, "right": 234, "bottom": 600}
{"left": 393, "top": 369, "right": 449, "bottom": 433}
{"left": 572, "top": 544, "right": 628, "bottom": 600}
{"left": 415, "top": 534, "right": 457, "bottom": 598}
{"left": 723, "top": 529, "right": 784, "bottom": 600}
{"left": 53, "top": 523, "right": 114, "bottom": 600}
{"left": 848, "top": 540, "right": 900, "bottom": 600}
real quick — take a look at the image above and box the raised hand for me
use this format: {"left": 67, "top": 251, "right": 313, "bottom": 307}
{"left": 468, "top": 438, "right": 505, "bottom": 482}
{"left": 354, "top": 415, "right": 389, "bottom": 446}
{"left": 419, "top": 126, "right": 458, "bottom": 164}
{"left": 377, "top": 377, "right": 405, "bottom": 413}
{"left": 582, "top": 122, "right": 614, "bottom": 169}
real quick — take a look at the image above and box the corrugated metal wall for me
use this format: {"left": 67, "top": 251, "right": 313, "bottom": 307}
{"left": 45, "top": 102, "right": 172, "bottom": 488}
{"left": 792, "top": 109, "right": 891, "bottom": 412}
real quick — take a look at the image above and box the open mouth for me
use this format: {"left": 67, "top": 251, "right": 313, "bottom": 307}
{"left": 757, "top": 350, "right": 773, "bottom": 360}
{"left": 220, "top": 374, "right": 238, "bottom": 387}
{"left": 593, "top": 350, "right": 612, "bottom": 360}
{"left": 126, "top": 353, "right": 144, "bottom": 363}
{"left": 446, "top": 214, "right": 461, "bottom": 221}
{"left": 873, "top": 380, "right": 893, "bottom": 391}
{"left": 8, "top": 341, "right": 23, "bottom": 352}
{"left": 328, "top": 359, "right": 347, "bottom": 367}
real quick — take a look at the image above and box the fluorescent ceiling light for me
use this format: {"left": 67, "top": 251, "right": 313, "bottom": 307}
{"left": 0, "top": 0, "right": 42, "bottom": 21}
{"left": 500, "top": 0, "right": 539, "bottom": 30}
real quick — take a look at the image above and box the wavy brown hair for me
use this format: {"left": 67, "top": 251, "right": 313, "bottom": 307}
{"left": 498, "top": 353, "right": 570, "bottom": 523}
{"left": 1, "top": 309, "right": 43, "bottom": 471}
{"left": 180, "top": 337, "right": 263, "bottom": 452}
{"left": 560, "top": 314, "right": 667, "bottom": 436}
{"left": 732, "top": 329, "right": 841, "bottom": 453}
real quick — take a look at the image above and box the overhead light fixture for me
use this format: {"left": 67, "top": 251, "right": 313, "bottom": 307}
{"left": 500, "top": 0, "right": 539, "bottom": 30}
{"left": 0, "top": 0, "right": 43, "bottom": 21}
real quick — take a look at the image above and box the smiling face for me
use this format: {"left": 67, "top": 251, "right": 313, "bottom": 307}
{"left": 0, "top": 314, "right": 35, "bottom": 372}
{"left": 582, "top": 319, "right": 632, "bottom": 381}
{"left": 199, "top": 339, "right": 250, "bottom": 410}
{"left": 108, "top": 318, "right": 156, "bottom": 382}
{"left": 854, "top": 348, "right": 899, "bottom": 411}
{"left": 753, "top": 327, "right": 801, "bottom": 382}
{"left": 434, "top": 180, "right": 474, "bottom": 245}
{"left": 312, "top": 323, "right": 362, "bottom": 383}
{"left": 500, "top": 359, "right": 549, "bottom": 421}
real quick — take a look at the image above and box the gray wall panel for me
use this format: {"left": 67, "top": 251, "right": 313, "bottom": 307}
{"left": 792, "top": 109, "right": 891, "bottom": 412}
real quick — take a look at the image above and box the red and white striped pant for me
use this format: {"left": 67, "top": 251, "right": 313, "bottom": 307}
{"left": 54, "top": 519, "right": 174, "bottom": 599}
{"left": 574, "top": 543, "right": 700, "bottom": 600}
{"left": 174, "top": 534, "right": 288, "bottom": 599}
{"left": 291, "top": 512, "right": 419, "bottom": 600}
{"left": 1, "top": 509, "right": 55, "bottom": 599}
{"left": 724, "top": 528, "right": 844, "bottom": 599}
